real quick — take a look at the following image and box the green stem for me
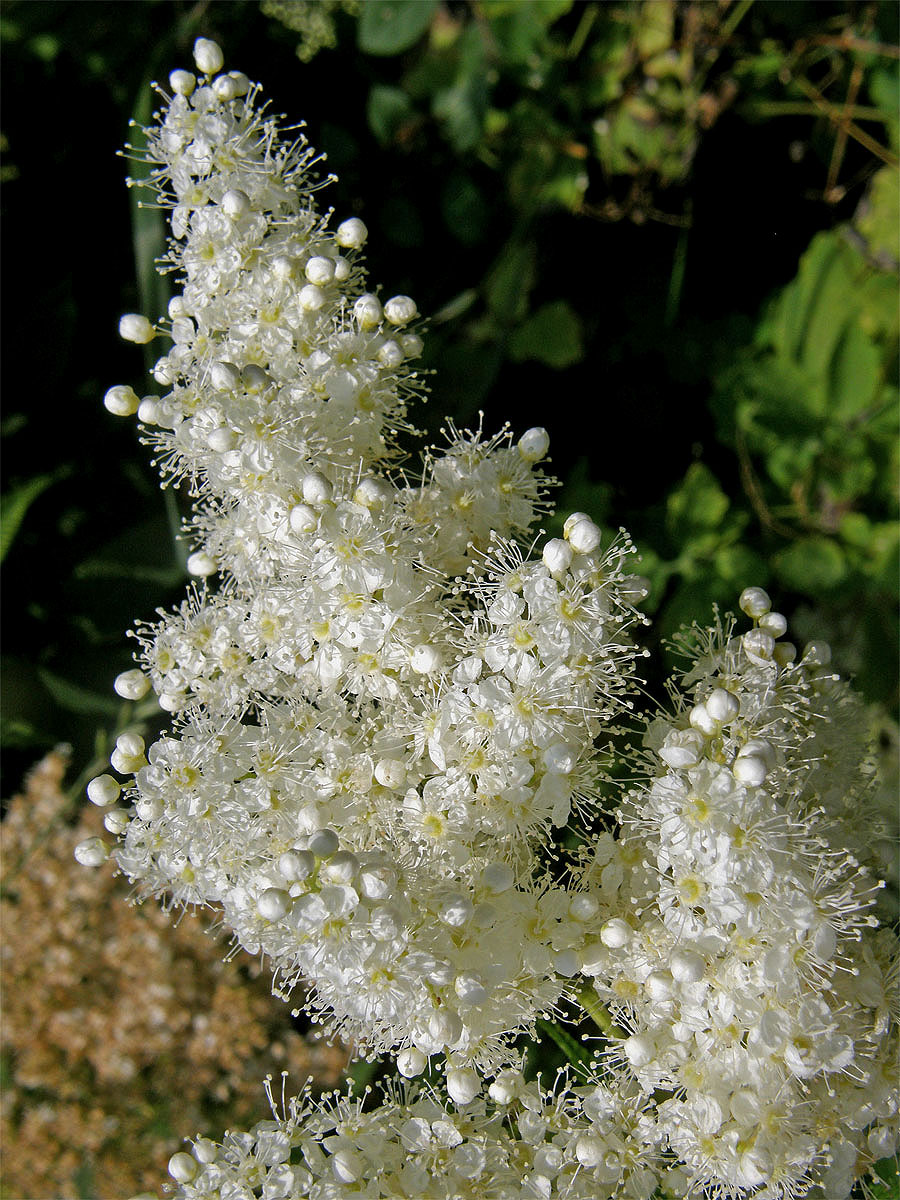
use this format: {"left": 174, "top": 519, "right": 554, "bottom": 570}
{"left": 536, "top": 1017, "right": 591, "bottom": 1066}
{"left": 575, "top": 983, "right": 627, "bottom": 1040}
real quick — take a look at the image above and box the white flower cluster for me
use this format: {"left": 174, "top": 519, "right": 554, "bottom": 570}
{"left": 163, "top": 1069, "right": 665, "bottom": 1200}
{"left": 80, "top": 39, "right": 898, "bottom": 1200}
{"left": 579, "top": 588, "right": 899, "bottom": 1197}
{"left": 82, "top": 38, "right": 645, "bottom": 1081}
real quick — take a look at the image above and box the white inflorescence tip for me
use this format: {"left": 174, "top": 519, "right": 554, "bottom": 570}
{"left": 518, "top": 426, "right": 550, "bottom": 463}
{"left": 118, "top": 314, "right": 155, "bottom": 344}
{"left": 336, "top": 217, "right": 368, "bottom": 249}
{"left": 103, "top": 384, "right": 140, "bottom": 417}
{"left": 114, "top": 668, "right": 151, "bottom": 701}
{"left": 74, "top": 837, "right": 109, "bottom": 867}
{"left": 193, "top": 38, "right": 224, "bottom": 76}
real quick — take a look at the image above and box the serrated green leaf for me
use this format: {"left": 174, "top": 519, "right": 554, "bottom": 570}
{"left": 358, "top": 0, "right": 438, "bottom": 56}
{"left": 508, "top": 300, "right": 583, "bottom": 368}
{"left": 0, "top": 472, "right": 57, "bottom": 562}
{"left": 775, "top": 537, "right": 847, "bottom": 591}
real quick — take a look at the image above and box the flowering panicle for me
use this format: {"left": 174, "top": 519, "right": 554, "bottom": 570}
{"left": 577, "top": 588, "right": 898, "bottom": 1197}
{"left": 80, "top": 38, "right": 897, "bottom": 1200}
{"left": 83, "top": 37, "right": 646, "bottom": 1081}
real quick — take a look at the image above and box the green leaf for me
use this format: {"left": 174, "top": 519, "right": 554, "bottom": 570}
{"left": 828, "top": 320, "right": 881, "bottom": 420}
{"left": 485, "top": 241, "right": 536, "bottom": 325}
{"left": 855, "top": 165, "right": 900, "bottom": 266}
{"left": 0, "top": 472, "right": 57, "bottom": 562}
{"left": 36, "top": 669, "right": 122, "bottom": 718}
{"left": 441, "top": 170, "right": 489, "bottom": 244}
{"left": 508, "top": 300, "right": 583, "bottom": 368}
{"left": 366, "top": 84, "right": 414, "bottom": 145}
{"left": 666, "top": 463, "right": 730, "bottom": 536}
{"left": 775, "top": 536, "right": 848, "bottom": 592}
{"left": 358, "top": 0, "right": 438, "bottom": 56}
{"left": 869, "top": 1154, "right": 900, "bottom": 1200}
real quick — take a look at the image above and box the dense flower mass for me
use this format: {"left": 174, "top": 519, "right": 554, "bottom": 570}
{"left": 80, "top": 39, "right": 897, "bottom": 1200}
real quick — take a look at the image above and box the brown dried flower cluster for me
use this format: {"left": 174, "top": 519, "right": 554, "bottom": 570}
{"left": 1, "top": 750, "right": 349, "bottom": 1200}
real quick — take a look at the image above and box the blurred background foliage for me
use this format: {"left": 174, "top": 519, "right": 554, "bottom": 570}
{"left": 0, "top": 1, "right": 897, "bottom": 1192}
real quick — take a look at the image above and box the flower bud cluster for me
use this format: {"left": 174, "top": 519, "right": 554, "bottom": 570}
{"left": 578, "top": 590, "right": 898, "bottom": 1196}
{"left": 81, "top": 39, "right": 647, "bottom": 1079}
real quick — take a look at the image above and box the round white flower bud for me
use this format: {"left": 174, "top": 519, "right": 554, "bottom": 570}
{"left": 374, "top": 758, "right": 406, "bottom": 789}
{"left": 299, "top": 283, "right": 326, "bottom": 312}
{"left": 446, "top": 1067, "right": 480, "bottom": 1105}
{"left": 742, "top": 628, "right": 775, "bottom": 663}
{"left": 336, "top": 217, "right": 368, "bottom": 249}
{"left": 543, "top": 743, "right": 577, "bottom": 774}
{"left": 488, "top": 1070, "right": 521, "bottom": 1105}
{"left": 187, "top": 551, "right": 217, "bottom": 577}
{"left": 688, "top": 703, "right": 718, "bottom": 737}
{"left": 87, "top": 774, "right": 120, "bottom": 807}
{"left": 301, "top": 471, "right": 333, "bottom": 506}
{"left": 119, "top": 313, "right": 155, "bottom": 344}
{"left": 410, "top": 644, "right": 442, "bottom": 674}
{"left": 354, "top": 294, "right": 382, "bottom": 329}
{"left": 759, "top": 610, "right": 787, "bottom": 638}
{"left": 169, "top": 69, "right": 196, "bottom": 96}
{"left": 289, "top": 503, "right": 318, "bottom": 533}
{"left": 242, "top": 364, "right": 269, "bottom": 392}
{"left": 646, "top": 970, "right": 673, "bottom": 1001}
{"left": 193, "top": 37, "right": 224, "bottom": 76}
{"left": 706, "top": 687, "right": 739, "bottom": 723}
{"left": 671, "top": 949, "right": 705, "bottom": 983}
{"left": 542, "top": 538, "right": 572, "bottom": 575}
{"left": 221, "top": 188, "right": 250, "bottom": 217}
{"left": 518, "top": 426, "right": 550, "bottom": 462}
{"left": 278, "top": 850, "right": 315, "bottom": 881}
{"left": 227, "top": 71, "right": 250, "bottom": 97}
{"left": 773, "top": 641, "right": 797, "bottom": 667}
{"left": 563, "top": 511, "right": 590, "bottom": 537}
{"left": 212, "top": 73, "right": 239, "bottom": 102}
{"left": 103, "top": 384, "right": 140, "bottom": 416}
{"left": 308, "top": 828, "right": 339, "bottom": 859}
{"left": 354, "top": 478, "right": 392, "bottom": 508}
{"left": 428, "top": 1009, "right": 463, "bottom": 1048}
{"left": 321, "top": 850, "right": 359, "bottom": 884}
{"left": 397, "top": 1047, "right": 426, "bottom": 1078}
{"left": 739, "top": 587, "right": 771, "bottom": 618}
{"left": 553, "top": 949, "right": 579, "bottom": 976}
{"left": 116, "top": 732, "right": 145, "bottom": 759}
{"left": 272, "top": 255, "right": 294, "bottom": 279}
{"left": 137, "top": 397, "right": 161, "bottom": 424}
{"left": 600, "top": 918, "right": 631, "bottom": 948}
{"left": 733, "top": 754, "right": 768, "bottom": 786}
{"left": 376, "top": 339, "right": 404, "bottom": 368}
{"left": 401, "top": 333, "right": 424, "bottom": 358}
{"left": 103, "top": 808, "right": 130, "bottom": 835}
{"left": 169, "top": 1151, "right": 200, "bottom": 1183}
{"left": 193, "top": 1138, "right": 218, "bottom": 1165}
{"left": 384, "top": 295, "right": 417, "bottom": 326}
{"left": 74, "top": 837, "right": 109, "bottom": 867}
{"left": 114, "top": 669, "right": 150, "bottom": 701}
{"left": 305, "top": 256, "right": 335, "bottom": 286}
{"left": 257, "top": 888, "right": 292, "bottom": 921}
{"left": 566, "top": 517, "right": 601, "bottom": 555}
{"left": 333, "top": 256, "right": 350, "bottom": 282}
